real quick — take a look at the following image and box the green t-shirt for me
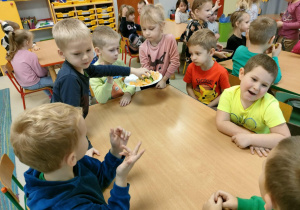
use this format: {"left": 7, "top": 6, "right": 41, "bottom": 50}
{"left": 238, "top": 196, "right": 266, "bottom": 210}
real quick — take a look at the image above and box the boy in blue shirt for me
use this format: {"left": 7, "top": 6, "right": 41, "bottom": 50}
{"left": 10, "top": 103, "right": 144, "bottom": 209}
{"left": 232, "top": 16, "right": 282, "bottom": 84}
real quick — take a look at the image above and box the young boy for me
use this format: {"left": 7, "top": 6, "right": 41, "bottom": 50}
{"left": 90, "top": 26, "right": 135, "bottom": 106}
{"left": 216, "top": 54, "right": 291, "bottom": 157}
{"left": 183, "top": 29, "right": 230, "bottom": 107}
{"left": 203, "top": 136, "right": 300, "bottom": 210}
{"left": 51, "top": 18, "right": 147, "bottom": 119}
{"left": 10, "top": 103, "right": 144, "bottom": 209}
{"left": 207, "top": 10, "right": 220, "bottom": 40}
{"left": 232, "top": 16, "right": 282, "bottom": 84}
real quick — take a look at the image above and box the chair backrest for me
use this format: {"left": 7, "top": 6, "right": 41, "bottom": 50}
{"left": 228, "top": 74, "right": 240, "bottom": 86}
{"left": 4, "top": 62, "right": 23, "bottom": 94}
{"left": 278, "top": 101, "right": 293, "bottom": 122}
{"left": 120, "top": 36, "right": 127, "bottom": 55}
{"left": 123, "top": 37, "right": 137, "bottom": 56}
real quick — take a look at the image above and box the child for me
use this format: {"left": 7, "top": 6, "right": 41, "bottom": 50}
{"left": 10, "top": 103, "right": 145, "bottom": 209}
{"left": 236, "top": 0, "right": 260, "bottom": 22}
{"left": 226, "top": 10, "right": 250, "bottom": 56}
{"left": 232, "top": 16, "right": 282, "bottom": 84}
{"left": 175, "top": 0, "right": 190, "bottom": 24}
{"left": 51, "top": 18, "right": 148, "bottom": 119}
{"left": 217, "top": 54, "right": 291, "bottom": 157}
{"left": 183, "top": 29, "right": 230, "bottom": 107}
{"left": 6, "top": 29, "right": 53, "bottom": 97}
{"left": 137, "top": 0, "right": 148, "bottom": 25}
{"left": 90, "top": 26, "right": 135, "bottom": 106}
{"left": 203, "top": 136, "right": 300, "bottom": 210}
{"left": 207, "top": 9, "right": 220, "bottom": 40}
{"left": 139, "top": 4, "right": 180, "bottom": 89}
{"left": 119, "top": 5, "right": 143, "bottom": 54}
{"left": 276, "top": 0, "right": 300, "bottom": 52}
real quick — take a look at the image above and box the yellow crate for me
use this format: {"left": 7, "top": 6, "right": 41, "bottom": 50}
{"left": 97, "top": 12, "right": 113, "bottom": 19}
{"left": 85, "top": 20, "right": 97, "bottom": 26}
{"left": 52, "top": 2, "right": 73, "bottom": 7}
{"left": 98, "top": 17, "right": 115, "bottom": 24}
{"left": 96, "top": 6, "right": 113, "bottom": 13}
{"left": 72, "top": 0, "right": 90, "bottom": 4}
{"left": 56, "top": 11, "right": 75, "bottom": 18}
{"left": 107, "top": 23, "right": 115, "bottom": 28}
{"left": 78, "top": 14, "right": 96, "bottom": 21}
{"left": 77, "top": 9, "right": 95, "bottom": 15}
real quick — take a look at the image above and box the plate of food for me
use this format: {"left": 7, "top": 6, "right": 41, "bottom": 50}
{"left": 124, "top": 71, "right": 162, "bottom": 87}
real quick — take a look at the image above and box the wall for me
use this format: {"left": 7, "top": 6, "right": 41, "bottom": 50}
{"left": 223, "top": 0, "right": 236, "bottom": 16}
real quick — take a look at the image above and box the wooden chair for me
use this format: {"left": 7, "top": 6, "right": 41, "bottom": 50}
{"left": 0, "top": 154, "right": 27, "bottom": 210}
{"left": 120, "top": 36, "right": 139, "bottom": 67}
{"left": 228, "top": 74, "right": 240, "bottom": 86}
{"left": 4, "top": 62, "right": 53, "bottom": 110}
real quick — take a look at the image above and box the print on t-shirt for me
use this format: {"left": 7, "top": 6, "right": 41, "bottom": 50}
{"left": 148, "top": 52, "right": 166, "bottom": 71}
{"left": 193, "top": 81, "right": 218, "bottom": 104}
{"left": 230, "top": 113, "right": 257, "bottom": 130}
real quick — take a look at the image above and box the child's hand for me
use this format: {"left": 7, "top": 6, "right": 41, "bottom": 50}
{"left": 213, "top": 0, "right": 222, "bottom": 12}
{"left": 272, "top": 43, "right": 282, "bottom": 57}
{"left": 214, "top": 190, "right": 238, "bottom": 209}
{"left": 232, "top": 134, "right": 251, "bottom": 148}
{"left": 131, "top": 67, "right": 150, "bottom": 79}
{"left": 122, "top": 6, "right": 128, "bottom": 17}
{"left": 216, "top": 43, "right": 223, "bottom": 51}
{"left": 110, "top": 127, "right": 131, "bottom": 158}
{"left": 215, "top": 33, "right": 220, "bottom": 40}
{"left": 115, "top": 142, "right": 145, "bottom": 187}
{"left": 250, "top": 146, "right": 271, "bottom": 157}
{"left": 214, "top": 51, "right": 227, "bottom": 59}
{"left": 277, "top": 20, "right": 283, "bottom": 28}
{"left": 85, "top": 147, "right": 100, "bottom": 157}
{"left": 107, "top": 76, "right": 114, "bottom": 84}
{"left": 32, "top": 44, "right": 40, "bottom": 51}
{"left": 202, "top": 193, "right": 222, "bottom": 210}
{"left": 120, "top": 92, "right": 132, "bottom": 107}
{"left": 156, "top": 79, "right": 167, "bottom": 89}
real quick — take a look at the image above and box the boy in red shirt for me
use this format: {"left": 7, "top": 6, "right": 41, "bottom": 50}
{"left": 183, "top": 29, "right": 230, "bottom": 108}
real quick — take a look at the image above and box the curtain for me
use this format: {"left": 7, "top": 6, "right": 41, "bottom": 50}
{"left": 260, "top": 0, "right": 288, "bottom": 15}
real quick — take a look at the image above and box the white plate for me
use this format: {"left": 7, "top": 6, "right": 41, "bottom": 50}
{"left": 124, "top": 73, "right": 163, "bottom": 87}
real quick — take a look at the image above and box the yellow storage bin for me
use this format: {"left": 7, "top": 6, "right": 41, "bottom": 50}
{"left": 72, "top": 0, "right": 90, "bottom": 4}
{"left": 56, "top": 11, "right": 75, "bottom": 18}
{"left": 96, "top": 6, "right": 113, "bottom": 13}
{"left": 98, "top": 17, "right": 115, "bottom": 24}
{"left": 85, "top": 20, "right": 97, "bottom": 26}
{"left": 77, "top": 9, "right": 95, "bottom": 15}
{"left": 97, "top": 12, "right": 113, "bottom": 19}
{"left": 107, "top": 23, "right": 115, "bottom": 28}
{"left": 78, "top": 14, "right": 96, "bottom": 21}
{"left": 52, "top": 2, "right": 73, "bottom": 7}
{"left": 91, "top": 25, "right": 98, "bottom": 31}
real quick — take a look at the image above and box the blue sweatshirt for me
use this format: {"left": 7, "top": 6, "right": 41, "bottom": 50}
{"left": 24, "top": 152, "right": 130, "bottom": 209}
{"left": 51, "top": 60, "right": 131, "bottom": 118}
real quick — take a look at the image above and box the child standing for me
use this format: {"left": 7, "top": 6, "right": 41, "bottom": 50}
{"left": 175, "top": 0, "right": 190, "bottom": 24}
{"left": 236, "top": 0, "right": 260, "bottom": 22}
{"left": 203, "top": 137, "right": 300, "bottom": 210}
{"left": 6, "top": 30, "right": 53, "bottom": 97}
{"left": 11, "top": 103, "right": 144, "bottom": 209}
{"left": 232, "top": 17, "right": 282, "bottom": 84}
{"left": 276, "top": 0, "right": 300, "bottom": 52}
{"left": 139, "top": 4, "right": 180, "bottom": 89}
{"left": 217, "top": 54, "right": 290, "bottom": 157}
{"left": 137, "top": 0, "right": 148, "bottom": 25}
{"left": 226, "top": 10, "right": 250, "bottom": 56}
{"left": 207, "top": 9, "right": 220, "bottom": 40}
{"left": 90, "top": 26, "right": 135, "bottom": 106}
{"left": 183, "top": 29, "right": 230, "bottom": 107}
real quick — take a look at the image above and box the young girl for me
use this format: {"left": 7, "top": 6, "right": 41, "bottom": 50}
{"left": 119, "top": 5, "right": 143, "bottom": 54}
{"left": 6, "top": 30, "right": 53, "bottom": 97}
{"left": 226, "top": 10, "right": 250, "bottom": 56}
{"left": 139, "top": 4, "right": 180, "bottom": 89}
{"left": 276, "top": 0, "right": 300, "bottom": 52}
{"left": 236, "top": 0, "right": 260, "bottom": 22}
{"left": 175, "top": 0, "right": 190, "bottom": 24}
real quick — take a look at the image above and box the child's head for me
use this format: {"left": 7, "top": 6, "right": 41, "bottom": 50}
{"left": 191, "top": 0, "right": 212, "bottom": 22}
{"left": 239, "top": 54, "right": 278, "bottom": 103}
{"left": 208, "top": 9, "right": 218, "bottom": 23}
{"left": 52, "top": 18, "right": 94, "bottom": 70}
{"left": 140, "top": 4, "right": 165, "bottom": 43}
{"left": 92, "top": 26, "right": 120, "bottom": 64}
{"left": 120, "top": 5, "right": 135, "bottom": 22}
{"left": 249, "top": 17, "right": 277, "bottom": 47}
{"left": 187, "top": 29, "right": 216, "bottom": 66}
{"left": 176, "top": 0, "right": 189, "bottom": 13}
{"left": 230, "top": 10, "right": 250, "bottom": 32}
{"left": 6, "top": 29, "right": 33, "bottom": 61}
{"left": 10, "top": 103, "right": 88, "bottom": 173}
{"left": 138, "top": 0, "right": 147, "bottom": 15}
{"left": 1, "top": 20, "right": 20, "bottom": 31}
{"left": 259, "top": 137, "right": 300, "bottom": 209}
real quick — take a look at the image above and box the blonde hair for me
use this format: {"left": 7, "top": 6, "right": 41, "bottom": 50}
{"left": 52, "top": 18, "right": 91, "bottom": 50}
{"left": 10, "top": 103, "right": 83, "bottom": 173}
{"left": 192, "top": 0, "right": 212, "bottom": 12}
{"left": 6, "top": 29, "right": 33, "bottom": 61}
{"left": 236, "top": 0, "right": 260, "bottom": 11}
{"left": 187, "top": 28, "right": 216, "bottom": 52}
{"left": 140, "top": 4, "right": 165, "bottom": 27}
{"left": 249, "top": 16, "right": 276, "bottom": 45}
{"left": 230, "top": 10, "right": 249, "bottom": 28}
{"left": 265, "top": 137, "right": 300, "bottom": 209}
{"left": 92, "top": 25, "right": 120, "bottom": 49}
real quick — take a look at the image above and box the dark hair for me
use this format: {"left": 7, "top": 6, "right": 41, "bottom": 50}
{"left": 138, "top": 0, "right": 146, "bottom": 5}
{"left": 176, "top": 0, "right": 189, "bottom": 12}
{"left": 249, "top": 17, "right": 277, "bottom": 45}
{"left": 244, "top": 54, "right": 278, "bottom": 83}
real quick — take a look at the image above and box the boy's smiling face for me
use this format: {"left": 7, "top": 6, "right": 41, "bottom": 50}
{"left": 194, "top": 2, "right": 212, "bottom": 22}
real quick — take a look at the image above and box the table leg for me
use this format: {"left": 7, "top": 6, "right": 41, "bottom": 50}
{"left": 48, "top": 65, "right": 57, "bottom": 82}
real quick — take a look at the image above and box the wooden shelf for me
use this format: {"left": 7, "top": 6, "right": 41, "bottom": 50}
{"left": 53, "top": 1, "right": 113, "bottom": 9}
{"left": 29, "top": 26, "right": 52, "bottom": 32}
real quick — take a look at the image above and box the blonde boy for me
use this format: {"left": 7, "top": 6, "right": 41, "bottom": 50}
{"left": 232, "top": 16, "right": 282, "bottom": 84}
{"left": 203, "top": 137, "right": 300, "bottom": 210}
{"left": 183, "top": 29, "right": 230, "bottom": 107}
{"left": 90, "top": 26, "right": 135, "bottom": 106}
{"left": 217, "top": 54, "right": 290, "bottom": 157}
{"left": 11, "top": 103, "right": 144, "bottom": 209}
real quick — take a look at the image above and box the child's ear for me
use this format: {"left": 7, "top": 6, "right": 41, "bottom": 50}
{"left": 94, "top": 47, "right": 101, "bottom": 56}
{"left": 65, "top": 152, "right": 77, "bottom": 167}
{"left": 239, "top": 67, "right": 245, "bottom": 80}
{"left": 58, "top": 49, "right": 65, "bottom": 59}
{"left": 268, "top": 35, "right": 275, "bottom": 45}
{"left": 264, "top": 193, "right": 275, "bottom": 210}
{"left": 209, "top": 48, "right": 215, "bottom": 57}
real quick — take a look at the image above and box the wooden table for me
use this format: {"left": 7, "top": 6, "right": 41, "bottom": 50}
{"left": 33, "top": 39, "right": 64, "bottom": 82}
{"left": 219, "top": 51, "right": 300, "bottom": 95}
{"left": 164, "top": 20, "right": 187, "bottom": 40}
{"left": 85, "top": 86, "right": 264, "bottom": 209}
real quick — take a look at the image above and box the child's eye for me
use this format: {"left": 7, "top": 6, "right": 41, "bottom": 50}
{"left": 87, "top": 49, "right": 91, "bottom": 52}
{"left": 252, "top": 78, "right": 257, "bottom": 82}
{"left": 262, "top": 84, "right": 268, "bottom": 87}
{"left": 73, "top": 53, "right": 80, "bottom": 56}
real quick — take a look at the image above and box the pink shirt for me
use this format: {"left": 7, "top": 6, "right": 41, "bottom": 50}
{"left": 139, "top": 34, "right": 180, "bottom": 78}
{"left": 11, "top": 50, "right": 48, "bottom": 87}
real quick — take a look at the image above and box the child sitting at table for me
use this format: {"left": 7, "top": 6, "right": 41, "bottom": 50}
{"left": 90, "top": 26, "right": 135, "bottom": 106}
{"left": 232, "top": 16, "right": 282, "bottom": 84}
{"left": 137, "top": 0, "right": 148, "bottom": 25}
{"left": 139, "top": 4, "right": 180, "bottom": 89}
{"left": 10, "top": 103, "right": 144, "bottom": 209}
{"left": 175, "top": 0, "right": 190, "bottom": 24}
{"left": 183, "top": 29, "right": 230, "bottom": 108}
{"left": 207, "top": 9, "right": 220, "bottom": 40}
{"left": 203, "top": 136, "right": 300, "bottom": 210}
{"left": 6, "top": 29, "right": 53, "bottom": 98}
{"left": 217, "top": 54, "right": 290, "bottom": 157}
